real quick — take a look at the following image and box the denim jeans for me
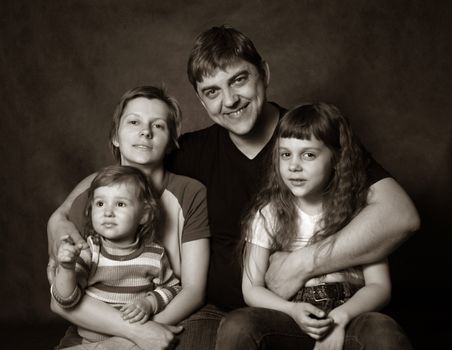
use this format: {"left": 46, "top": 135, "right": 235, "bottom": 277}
{"left": 176, "top": 304, "right": 226, "bottom": 350}
{"left": 216, "top": 308, "right": 413, "bottom": 350}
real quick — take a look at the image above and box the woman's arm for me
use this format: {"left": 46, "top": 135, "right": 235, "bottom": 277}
{"left": 50, "top": 296, "right": 182, "bottom": 350}
{"left": 47, "top": 174, "right": 96, "bottom": 283}
{"left": 153, "top": 238, "right": 209, "bottom": 324}
{"left": 266, "top": 178, "right": 420, "bottom": 299}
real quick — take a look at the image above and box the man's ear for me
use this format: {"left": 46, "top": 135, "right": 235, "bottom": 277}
{"left": 262, "top": 61, "right": 271, "bottom": 87}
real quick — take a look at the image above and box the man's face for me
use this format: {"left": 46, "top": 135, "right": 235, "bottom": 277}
{"left": 196, "top": 60, "right": 267, "bottom": 137}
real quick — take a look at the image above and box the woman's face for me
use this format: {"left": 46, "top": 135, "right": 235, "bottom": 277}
{"left": 113, "top": 97, "right": 171, "bottom": 170}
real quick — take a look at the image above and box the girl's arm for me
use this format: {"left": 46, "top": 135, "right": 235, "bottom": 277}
{"left": 50, "top": 296, "right": 182, "bottom": 350}
{"left": 153, "top": 238, "right": 209, "bottom": 324}
{"left": 314, "top": 260, "right": 391, "bottom": 350}
{"left": 266, "top": 178, "right": 419, "bottom": 299}
{"left": 242, "top": 243, "right": 333, "bottom": 339}
{"left": 47, "top": 173, "right": 97, "bottom": 283}
{"left": 328, "top": 259, "right": 391, "bottom": 327}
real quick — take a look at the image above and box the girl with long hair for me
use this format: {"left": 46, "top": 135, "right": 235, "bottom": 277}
{"left": 239, "top": 103, "right": 412, "bottom": 349}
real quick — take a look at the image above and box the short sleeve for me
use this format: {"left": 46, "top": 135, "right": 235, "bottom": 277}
{"left": 246, "top": 207, "right": 275, "bottom": 249}
{"left": 181, "top": 181, "right": 210, "bottom": 243}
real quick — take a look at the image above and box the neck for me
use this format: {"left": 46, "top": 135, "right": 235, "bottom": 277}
{"left": 296, "top": 197, "right": 324, "bottom": 216}
{"left": 123, "top": 163, "right": 166, "bottom": 193}
{"left": 229, "top": 102, "right": 279, "bottom": 159}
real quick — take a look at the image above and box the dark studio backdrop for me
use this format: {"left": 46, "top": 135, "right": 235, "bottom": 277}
{"left": 1, "top": 0, "right": 451, "bottom": 348}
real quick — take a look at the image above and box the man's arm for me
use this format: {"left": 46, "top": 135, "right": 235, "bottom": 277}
{"left": 265, "top": 178, "right": 420, "bottom": 299}
{"left": 47, "top": 174, "right": 96, "bottom": 284}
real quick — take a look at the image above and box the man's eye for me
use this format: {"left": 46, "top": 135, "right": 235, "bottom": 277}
{"left": 205, "top": 89, "right": 219, "bottom": 98}
{"left": 234, "top": 75, "right": 247, "bottom": 85}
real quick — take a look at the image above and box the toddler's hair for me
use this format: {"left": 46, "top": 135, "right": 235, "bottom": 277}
{"left": 84, "top": 165, "right": 160, "bottom": 241}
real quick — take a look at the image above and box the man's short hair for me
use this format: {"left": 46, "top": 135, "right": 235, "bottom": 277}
{"left": 187, "top": 25, "right": 265, "bottom": 89}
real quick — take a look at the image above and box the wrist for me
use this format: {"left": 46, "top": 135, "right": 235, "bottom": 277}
{"left": 329, "top": 309, "right": 350, "bottom": 327}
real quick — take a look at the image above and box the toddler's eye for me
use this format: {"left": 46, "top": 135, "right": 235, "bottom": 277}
{"left": 95, "top": 201, "right": 104, "bottom": 207}
{"left": 117, "top": 202, "right": 126, "bottom": 207}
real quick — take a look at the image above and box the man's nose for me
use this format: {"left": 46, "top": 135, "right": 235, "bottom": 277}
{"left": 223, "top": 88, "right": 239, "bottom": 108}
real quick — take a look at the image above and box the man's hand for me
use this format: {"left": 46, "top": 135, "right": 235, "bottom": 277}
{"left": 265, "top": 250, "right": 311, "bottom": 299}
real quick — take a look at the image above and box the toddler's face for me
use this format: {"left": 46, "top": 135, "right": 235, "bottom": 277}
{"left": 91, "top": 182, "right": 147, "bottom": 245}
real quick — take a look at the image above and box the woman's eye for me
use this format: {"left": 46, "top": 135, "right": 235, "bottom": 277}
{"left": 153, "top": 123, "right": 165, "bottom": 130}
{"left": 128, "top": 120, "right": 139, "bottom": 125}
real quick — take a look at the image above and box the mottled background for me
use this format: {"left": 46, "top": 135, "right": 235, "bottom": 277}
{"left": 1, "top": 0, "right": 450, "bottom": 348}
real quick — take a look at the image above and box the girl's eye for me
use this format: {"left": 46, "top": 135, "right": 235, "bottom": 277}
{"left": 117, "top": 202, "right": 126, "bottom": 207}
{"left": 95, "top": 201, "right": 104, "bottom": 207}
{"left": 280, "top": 152, "right": 291, "bottom": 159}
{"left": 302, "top": 152, "right": 316, "bottom": 160}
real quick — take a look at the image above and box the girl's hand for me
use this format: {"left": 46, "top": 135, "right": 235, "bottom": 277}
{"left": 290, "top": 302, "right": 334, "bottom": 339}
{"left": 120, "top": 297, "right": 155, "bottom": 324}
{"left": 314, "top": 324, "right": 345, "bottom": 350}
{"left": 56, "top": 235, "right": 83, "bottom": 270}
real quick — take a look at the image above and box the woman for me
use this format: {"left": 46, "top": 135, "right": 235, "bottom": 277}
{"left": 47, "top": 86, "right": 210, "bottom": 350}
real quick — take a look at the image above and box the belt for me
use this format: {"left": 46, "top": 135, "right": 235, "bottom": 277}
{"left": 292, "top": 282, "right": 361, "bottom": 304}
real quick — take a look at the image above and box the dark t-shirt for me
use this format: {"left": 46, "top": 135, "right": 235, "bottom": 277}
{"left": 165, "top": 103, "right": 390, "bottom": 310}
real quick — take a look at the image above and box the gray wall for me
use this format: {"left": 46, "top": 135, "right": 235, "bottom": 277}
{"left": 1, "top": 0, "right": 450, "bottom": 347}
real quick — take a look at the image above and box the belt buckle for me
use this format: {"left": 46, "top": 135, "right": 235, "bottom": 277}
{"left": 312, "top": 284, "right": 329, "bottom": 302}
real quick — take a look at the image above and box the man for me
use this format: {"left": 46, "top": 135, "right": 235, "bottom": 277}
{"left": 165, "top": 25, "right": 419, "bottom": 349}
{"left": 47, "top": 25, "right": 419, "bottom": 349}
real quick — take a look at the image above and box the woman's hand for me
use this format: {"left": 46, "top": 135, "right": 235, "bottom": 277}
{"left": 290, "top": 302, "right": 333, "bottom": 340}
{"left": 128, "top": 321, "right": 183, "bottom": 350}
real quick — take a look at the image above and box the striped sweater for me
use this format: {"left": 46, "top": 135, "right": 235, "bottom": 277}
{"left": 77, "top": 235, "right": 181, "bottom": 311}
{"left": 53, "top": 234, "right": 181, "bottom": 341}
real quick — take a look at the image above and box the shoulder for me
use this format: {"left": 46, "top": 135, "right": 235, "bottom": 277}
{"left": 164, "top": 171, "right": 207, "bottom": 197}
{"left": 143, "top": 240, "right": 166, "bottom": 257}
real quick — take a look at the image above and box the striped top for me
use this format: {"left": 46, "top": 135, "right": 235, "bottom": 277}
{"left": 75, "top": 235, "right": 181, "bottom": 341}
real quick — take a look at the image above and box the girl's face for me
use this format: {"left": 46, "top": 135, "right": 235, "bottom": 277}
{"left": 278, "top": 136, "right": 334, "bottom": 210}
{"left": 113, "top": 97, "right": 171, "bottom": 171}
{"left": 91, "top": 182, "right": 148, "bottom": 245}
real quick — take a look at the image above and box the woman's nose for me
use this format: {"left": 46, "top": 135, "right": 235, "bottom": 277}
{"left": 140, "top": 126, "right": 153, "bottom": 138}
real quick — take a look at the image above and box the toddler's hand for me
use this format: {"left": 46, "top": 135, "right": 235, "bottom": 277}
{"left": 290, "top": 302, "right": 334, "bottom": 340}
{"left": 56, "top": 235, "right": 84, "bottom": 270}
{"left": 120, "top": 296, "right": 155, "bottom": 324}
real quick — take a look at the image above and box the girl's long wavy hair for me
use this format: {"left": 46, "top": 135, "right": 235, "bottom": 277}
{"left": 84, "top": 165, "right": 160, "bottom": 242}
{"left": 241, "top": 103, "right": 370, "bottom": 268}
